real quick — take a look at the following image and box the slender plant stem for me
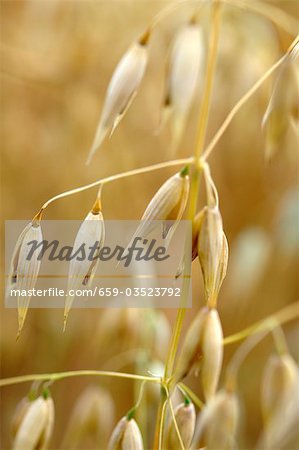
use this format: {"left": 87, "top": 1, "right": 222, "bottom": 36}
{"left": 271, "top": 324, "right": 289, "bottom": 356}
{"left": 164, "top": 0, "right": 222, "bottom": 381}
{"left": 178, "top": 383, "right": 204, "bottom": 410}
{"left": 153, "top": 387, "right": 167, "bottom": 450}
{"left": 158, "top": 398, "right": 168, "bottom": 450}
{"left": 223, "top": 301, "right": 299, "bottom": 346}
{"left": 226, "top": 330, "right": 269, "bottom": 391}
{"left": 203, "top": 33, "right": 298, "bottom": 161}
{"left": 33, "top": 157, "right": 193, "bottom": 221}
{"left": 224, "top": 0, "right": 299, "bottom": 36}
{"left": 128, "top": 381, "right": 147, "bottom": 418}
{"left": 0, "top": 370, "right": 160, "bottom": 388}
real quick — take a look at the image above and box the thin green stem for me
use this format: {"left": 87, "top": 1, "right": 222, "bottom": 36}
{"left": 223, "top": 301, "right": 299, "bottom": 346}
{"left": 127, "top": 381, "right": 147, "bottom": 419}
{"left": 0, "top": 370, "right": 161, "bottom": 388}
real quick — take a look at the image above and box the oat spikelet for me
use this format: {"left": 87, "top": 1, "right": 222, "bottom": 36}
{"left": 64, "top": 199, "right": 105, "bottom": 331}
{"left": 159, "top": 19, "right": 204, "bottom": 152}
{"left": 126, "top": 167, "right": 189, "bottom": 252}
{"left": 12, "top": 396, "right": 54, "bottom": 450}
{"left": 62, "top": 385, "right": 114, "bottom": 447}
{"left": 175, "top": 307, "right": 223, "bottom": 400}
{"left": 108, "top": 417, "right": 143, "bottom": 450}
{"left": 262, "top": 45, "right": 298, "bottom": 162}
{"left": 194, "top": 390, "right": 239, "bottom": 450}
{"left": 7, "top": 221, "right": 43, "bottom": 338}
{"left": 175, "top": 307, "right": 207, "bottom": 381}
{"left": 259, "top": 353, "right": 299, "bottom": 449}
{"left": 197, "top": 206, "right": 228, "bottom": 307}
{"left": 166, "top": 401, "right": 196, "bottom": 450}
{"left": 201, "top": 308, "right": 223, "bottom": 401}
{"left": 86, "top": 31, "right": 150, "bottom": 164}
{"left": 122, "top": 419, "right": 144, "bottom": 450}
{"left": 261, "top": 353, "right": 298, "bottom": 425}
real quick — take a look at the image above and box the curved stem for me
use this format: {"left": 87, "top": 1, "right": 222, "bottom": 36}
{"left": 127, "top": 381, "right": 147, "bottom": 419}
{"left": 0, "top": 370, "right": 161, "bottom": 388}
{"left": 224, "top": 0, "right": 299, "bottom": 36}
{"left": 33, "top": 157, "right": 193, "bottom": 221}
{"left": 202, "top": 34, "right": 298, "bottom": 161}
{"left": 223, "top": 301, "right": 299, "bottom": 346}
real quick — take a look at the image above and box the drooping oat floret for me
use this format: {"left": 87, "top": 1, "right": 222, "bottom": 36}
{"left": 108, "top": 416, "right": 143, "bottom": 450}
{"left": 12, "top": 395, "right": 54, "bottom": 450}
{"left": 175, "top": 307, "right": 223, "bottom": 401}
{"left": 7, "top": 221, "right": 43, "bottom": 337}
{"left": 86, "top": 30, "right": 150, "bottom": 164}
{"left": 165, "top": 400, "right": 196, "bottom": 450}
{"left": 64, "top": 198, "right": 105, "bottom": 330}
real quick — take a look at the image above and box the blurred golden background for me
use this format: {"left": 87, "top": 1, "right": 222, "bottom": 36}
{"left": 1, "top": 1, "right": 298, "bottom": 449}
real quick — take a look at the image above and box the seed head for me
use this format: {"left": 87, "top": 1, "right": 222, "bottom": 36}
{"left": 194, "top": 390, "right": 239, "bottom": 450}
{"left": 175, "top": 307, "right": 223, "bottom": 401}
{"left": 11, "top": 397, "right": 31, "bottom": 439}
{"left": 62, "top": 385, "right": 114, "bottom": 447}
{"left": 64, "top": 202, "right": 105, "bottom": 331}
{"left": 259, "top": 353, "right": 299, "bottom": 449}
{"left": 166, "top": 401, "right": 196, "bottom": 450}
{"left": 197, "top": 206, "right": 228, "bottom": 308}
{"left": 12, "top": 395, "right": 54, "bottom": 450}
{"left": 201, "top": 308, "right": 223, "bottom": 401}
{"left": 86, "top": 33, "right": 149, "bottom": 164}
{"left": 261, "top": 353, "right": 298, "bottom": 425}
{"left": 122, "top": 418, "right": 144, "bottom": 450}
{"left": 127, "top": 168, "right": 189, "bottom": 252}
{"left": 96, "top": 308, "right": 143, "bottom": 357}
{"left": 175, "top": 307, "right": 207, "bottom": 381}
{"left": 7, "top": 221, "right": 43, "bottom": 337}
{"left": 108, "top": 417, "right": 143, "bottom": 450}
{"left": 262, "top": 50, "right": 298, "bottom": 162}
{"left": 160, "top": 21, "right": 204, "bottom": 150}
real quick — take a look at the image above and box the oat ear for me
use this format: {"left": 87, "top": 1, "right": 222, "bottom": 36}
{"left": 166, "top": 402, "right": 196, "bottom": 450}
{"left": 86, "top": 39, "right": 149, "bottom": 164}
{"left": 64, "top": 207, "right": 105, "bottom": 331}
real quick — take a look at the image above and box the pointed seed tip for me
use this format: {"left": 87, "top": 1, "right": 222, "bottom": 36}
{"left": 63, "top": 316, "right": 68, "bottom": 333}
{"left": 16, "top": 330, "right": 21, "bottom": 341}
{"left": 139, "top": 27, "right": 151, "bottom": 46}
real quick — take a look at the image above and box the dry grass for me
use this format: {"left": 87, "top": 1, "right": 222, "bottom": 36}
{"left": 1, "top": 1, "right": 299, "bottom": 449}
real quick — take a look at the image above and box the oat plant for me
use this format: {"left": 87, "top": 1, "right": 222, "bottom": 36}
{"left": 1, "top": 1, "right": 299, "bottom": 449}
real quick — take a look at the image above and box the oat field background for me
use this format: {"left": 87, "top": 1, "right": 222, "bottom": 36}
{"left": 0, "top": 1, "right": 298, "bottom": 449}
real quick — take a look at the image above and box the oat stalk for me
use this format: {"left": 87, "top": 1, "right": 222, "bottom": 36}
{"left": 164, "top": 0, "right": 222, "bottom": 383}
{"left": 0, "top": 370, "right": 160, "bottom": 388}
